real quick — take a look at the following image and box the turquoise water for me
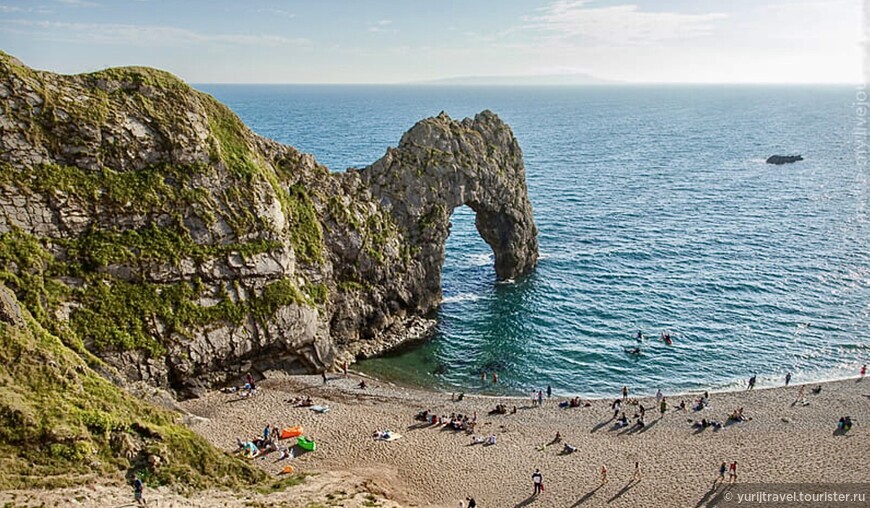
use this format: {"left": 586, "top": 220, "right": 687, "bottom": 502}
{"left": 200, "top": 85, "right": 869, "bottom": 397}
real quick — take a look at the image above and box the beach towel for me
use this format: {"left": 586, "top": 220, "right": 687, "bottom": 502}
{"left": 376, "top": 432, "right": 403, "bottom": 442}
{"left": 309, "top": 405, "right": 330, "bottom": 413}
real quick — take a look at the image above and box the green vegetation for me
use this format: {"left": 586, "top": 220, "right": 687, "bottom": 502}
{"left": 63, "top": 224, "right": 282, "bottom": 269}
{"left": 0, "top": 162, "right": 214, "bottom": 217}
{"left": 202, "top": 98, "right": 325, "bottom": 264}
{"left": 0, "top": 229, "right": 310, "bottom": 358}
{"left": 302, "top": 282, "right": 329, "bottom": 306}
{"left": 0, "top": 54, "right": 330, "bottom": 494}
{"left": 0, "top": 299, "right": 273, "bottom": 490}
{"left": 337, "top": 280, "right": 365, "bottom": 293}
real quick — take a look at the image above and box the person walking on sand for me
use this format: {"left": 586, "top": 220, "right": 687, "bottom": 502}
{"left": 133, "top": 476, "right": 146, "bottom": 506}
{"left": 785, "top": 372, "right": 792, "bottom": 386}
{"left": 659, "top": 397, "right": 667, "bottom": 418}
{"left": 633, "top": 461, "right": 641, "bottom": 481}
{"left": 718, "top": 462, "right": 727, "bottom": 483}
{"left": 795, "top": 385, "right": 806, "bottom": 405}
{"left": 747, "top": 375, "right": 756, "bottom": 390}
{"left": 600, "top": 464, "right": 608, "bottom": 484}
{"left": 537, "top": 390, "right": 544, "bottom": 406}
{"left": 728, "top": 461, "right": 738, "bottom": 483}
{"left": 612, "top": 399, "right": 622, "bottom": 420}
{"left": 532, "top": 468, "right": 544, "bottom": 495}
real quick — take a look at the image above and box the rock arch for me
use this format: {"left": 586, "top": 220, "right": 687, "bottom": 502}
{"left": 360, "top": 110, "right": 539, "bottom": 306}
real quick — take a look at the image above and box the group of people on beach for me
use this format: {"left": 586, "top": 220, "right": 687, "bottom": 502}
{"left": 717, "top": 462, "right": 739, "bottom": 483}
{"left": 236, "top": 423, "right": 292, "bottom": 460}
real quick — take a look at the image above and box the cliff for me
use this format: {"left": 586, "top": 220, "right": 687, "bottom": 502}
{"left": 0, "top": 52, "right": 538, "bottom": 399}
{"left": 0, "top": 282, "right": 268, "bottom": 489}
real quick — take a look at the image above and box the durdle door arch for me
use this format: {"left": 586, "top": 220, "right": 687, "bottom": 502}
{"left": 360, "top": 110, "right": 539, "bottom": 305}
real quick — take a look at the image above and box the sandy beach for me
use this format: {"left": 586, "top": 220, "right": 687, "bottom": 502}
{"left": 2, "top": 372, "right": 868, "bottom": 507}
{"left": 0, "top": 373, "right": 870, "bottom": 508}
{"left": 175, "top": 372, "right": 869, "bottom": 507}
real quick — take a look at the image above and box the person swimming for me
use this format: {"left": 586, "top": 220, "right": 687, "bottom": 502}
{"left": 625, "top": 346, "right": 641, "bottom": 355}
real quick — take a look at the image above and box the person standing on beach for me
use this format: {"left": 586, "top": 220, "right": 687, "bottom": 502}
{"left": 861, "top": 365, "right": 867, "bottom": 378}
{"left": 795, "top": 385, "right": 806, "bottom": 405}
{"left": 659, "top": 397, "right": 667, "bottom": 418}
{"left": 532, "top": 468, "right": 544, "bottom": 495}
{"left": 622, "top": 386, "right": 628, "bottom": 400}
{"left": 246, "top": 371, "right": 255, "bottom": 390}
{"left": 728, "top": 461, "right": 738, "bottom": 483}
{"left": 537, "top": 390, "right": 544, "bottom": 406}
{"left": 633, "top": 461, "right": 641, "bottom": 481}
{"left": 133, "top": 476, "right": 146, "bottom": 506}
{"left": 655, "top": 389, "right": 663, "bottom": 405}
{"left": 343, "top": 361, "right": 348, "bottom": 377}
{"left": 547, "top": 385, "right": 552, "bottom": 398}
{"left": 612, "top": 399, "right": 622, "bottom": 420}
{"left": 322, "top": 370, "right": 327, "bottom": 385}
{"left": 718, "top": 462, "right": 727, "bottom": 483}
{"left": 600, "top": 464, "right": 608, "bottom": 484}
{"left": 747, "top": 375, "right": 756, "bottom": 390}
{"left": 785, "top": 372, "right": 792, "bottom": 386}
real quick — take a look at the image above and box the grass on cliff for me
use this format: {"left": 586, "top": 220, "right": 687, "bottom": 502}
{"left": 0, "top": 229, "right": 315, "bottom": 359}
{"left": 0, "top": 299, "right": 275, "bottom": 491}
{"left": 202, "top": 98, "right": 325, "bottom": 264}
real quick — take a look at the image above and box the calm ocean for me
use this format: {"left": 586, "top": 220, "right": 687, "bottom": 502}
{"left": 199, "top": 84, "right": 869, "bottom": 397}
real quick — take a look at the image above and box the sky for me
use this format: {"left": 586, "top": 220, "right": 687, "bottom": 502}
{"left": 0, "top": 0, "right": 864, "bottom": 84}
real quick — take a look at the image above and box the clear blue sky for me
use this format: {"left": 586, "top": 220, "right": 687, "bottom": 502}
{"left": 0, "top": 0, "right": 862, "bottom": 83}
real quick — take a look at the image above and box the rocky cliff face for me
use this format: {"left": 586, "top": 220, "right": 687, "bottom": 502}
{"left": 0, "top": 52, "right": 538, "bottom": 397}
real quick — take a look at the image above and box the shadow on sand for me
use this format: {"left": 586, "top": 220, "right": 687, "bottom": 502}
{"left": 571, "top": 484, "right": 602, "bottom": 506}
{"left": 607, "top": 479, "right": 638, "bottom": 503}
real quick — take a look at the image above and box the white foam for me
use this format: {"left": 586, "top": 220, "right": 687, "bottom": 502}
{"left": 466, "top": 253, "right": 493, "bottom": 266}
{"left": 442, "top": 293, "right": 482, "bottom": 304}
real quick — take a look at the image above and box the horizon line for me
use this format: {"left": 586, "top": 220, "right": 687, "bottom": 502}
{"left": 192, "top": 81, "right": 861, "bottom": 87}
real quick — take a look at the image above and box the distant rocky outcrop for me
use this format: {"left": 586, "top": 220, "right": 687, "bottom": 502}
{"left": 766, "top": 154, "right": 803, "bottom": 165}
{"left": 0, "top": 52, "right": 538, "bottom": 398}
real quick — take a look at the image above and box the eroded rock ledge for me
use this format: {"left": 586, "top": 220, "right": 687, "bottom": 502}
{"left": 0, "top": 52, "right": 538, "bottom": 397}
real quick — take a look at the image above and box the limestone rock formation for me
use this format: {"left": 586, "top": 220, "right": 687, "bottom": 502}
{"left": 357, "top": 111, "right": 538, "bottom": 305}
{"left": 0, "top": 52, "right": 538, "bottom": 397}
{"left": 766, "top": 154, "right": 803, "bottom": 164}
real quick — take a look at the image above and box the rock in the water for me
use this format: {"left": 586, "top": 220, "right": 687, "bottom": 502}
{"left": 0, "top": 52, "right": 538, "bottom": 397}
{"left": 766, "top": 154, "right": 803, "bottom": 164}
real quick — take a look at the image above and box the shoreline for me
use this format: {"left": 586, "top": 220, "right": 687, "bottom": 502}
{"left": 355, "top": 354, "right": 868, "bottom": 400}
{"left": 178, "top": 370, "right": 869, "bottom": 507}
{"left": 4, "top": 372, "right": 866, "bottom": 507}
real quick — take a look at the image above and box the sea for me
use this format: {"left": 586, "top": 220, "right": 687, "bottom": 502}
{"left": 198, "top": 84, "right": 869, "bottom": 398}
